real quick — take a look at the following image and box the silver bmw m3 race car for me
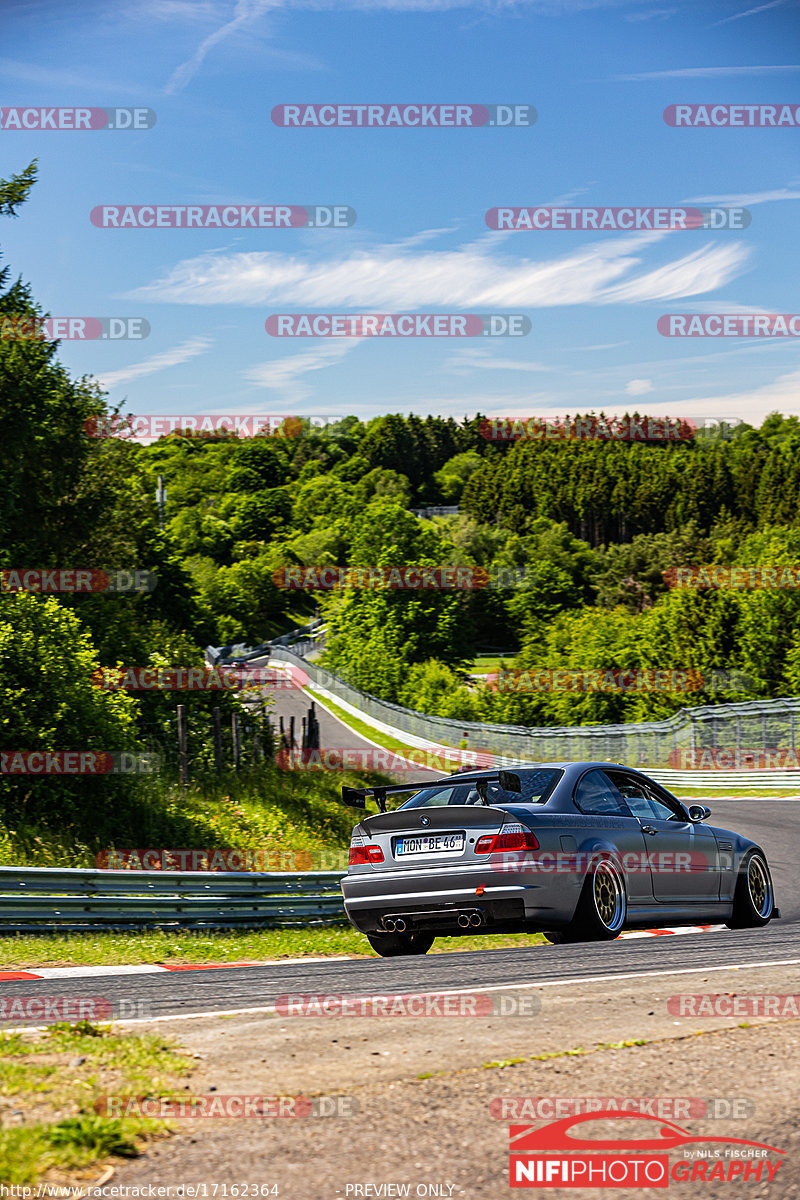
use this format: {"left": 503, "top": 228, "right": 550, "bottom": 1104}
{"left": 339, "top": 762, "right": 779, "bottom": 957}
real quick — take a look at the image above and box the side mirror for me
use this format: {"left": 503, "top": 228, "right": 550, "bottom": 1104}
{"left": 687, "top": 804, "right": 711, "bottom": 823}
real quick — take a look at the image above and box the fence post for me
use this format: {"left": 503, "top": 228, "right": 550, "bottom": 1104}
{"left": 177, "top": 705, "right": 188, "bottom": 786}
{"left": 232, "top": 712, "right": 241, "bottom": 771}
{"left": 213, "top": 707, "right": 223, "bottom": 775}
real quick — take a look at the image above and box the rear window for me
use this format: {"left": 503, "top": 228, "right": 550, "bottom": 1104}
{"left": 397, "top": 769, "right": 562, "bottom": 809}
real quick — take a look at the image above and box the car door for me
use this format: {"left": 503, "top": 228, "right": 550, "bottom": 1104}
{"left": 605, "top": 770, "right": 721, "bottom": 902}
{"left": 571, "top": 769, "right": 653, "bottom": 905}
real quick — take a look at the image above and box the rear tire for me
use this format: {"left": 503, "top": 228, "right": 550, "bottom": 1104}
{"left": 366, "top": 930, "right": 435, "bottom": 957}
{"left": 543, "top": 857, "right": 627, "bottom": 944}
{"left": 726, "top": 850, "right": 774, "bottom": 929}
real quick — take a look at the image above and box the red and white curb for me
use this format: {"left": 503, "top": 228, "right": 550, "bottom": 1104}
{"left": 0, "top": 928, "right": 725, "bottom": 982}
{"left": 619, "top": 924, "right": 723, "bottom": 940}
{"left": 0, "top": 956, "right": 354, "bottom": 982}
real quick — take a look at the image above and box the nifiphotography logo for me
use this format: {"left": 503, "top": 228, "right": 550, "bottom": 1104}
{"left": 508, "top": 1112, "right": 785, "bottom": 1188}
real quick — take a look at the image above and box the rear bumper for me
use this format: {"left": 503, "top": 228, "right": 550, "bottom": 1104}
{"left": 341, "top": 864, "right": 578, "bottom": 933}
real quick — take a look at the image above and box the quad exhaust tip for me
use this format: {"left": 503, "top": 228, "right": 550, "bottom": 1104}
{"left": 458, "top": 911, "right": 484, "bottom": 928}
{"left": 382, "top": 916, "right": 406, "bottom": 933}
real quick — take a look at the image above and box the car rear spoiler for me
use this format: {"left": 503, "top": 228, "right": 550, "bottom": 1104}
{"left": 340, "top": 770, "right": 522, "bottom": 813}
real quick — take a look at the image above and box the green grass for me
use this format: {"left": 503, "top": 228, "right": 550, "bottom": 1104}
{"left": 0, "top": 926, "right": 548, "bottom": 969}
{"left": 304, "top": 686, "right": 435, "bottom": 759}
{"left": 0, "top": 765, "right": 364, "bottom": 870}
{"left": 0, "top": 1022, "right": 192, "bottom": 1185}
{"left": 469, "top": 656, "right": 514, "bottom": 674}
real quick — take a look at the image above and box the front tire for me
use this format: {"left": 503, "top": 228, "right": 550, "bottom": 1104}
{"left": 366, "top": 930, "right": 435, "bottom": 957}
{"left": 543, "top": 857, "right": 627, "bottom": 944}
{"left": 727, "top": 850, "right": 774, "bottom": 929}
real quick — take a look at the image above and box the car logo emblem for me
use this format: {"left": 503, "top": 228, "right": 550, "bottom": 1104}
{"left": 421, "top": 817, "right": 430, "bottom": 825}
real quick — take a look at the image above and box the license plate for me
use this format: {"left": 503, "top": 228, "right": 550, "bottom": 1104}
{"left": 394, "top": 832, "right": 465, "bottom": 857}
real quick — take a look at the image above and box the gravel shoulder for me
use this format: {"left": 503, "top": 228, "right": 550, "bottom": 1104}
{"left": 108, "top": 961, "right": 800, "bottom": 1198}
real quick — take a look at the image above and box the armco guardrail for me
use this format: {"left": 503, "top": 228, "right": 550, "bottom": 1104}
{"left": 647, "top": 769, "right": 800, "bottom": 791}
{"left": 0, "top": 866, "right": 347, "bottom": 933}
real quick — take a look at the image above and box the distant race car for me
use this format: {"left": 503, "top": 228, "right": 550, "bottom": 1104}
{"left": 339, "top": 762, "right": 778, "bottom": 957}
{"left": 225, "top": 658, "right": 250, "bottom": 670}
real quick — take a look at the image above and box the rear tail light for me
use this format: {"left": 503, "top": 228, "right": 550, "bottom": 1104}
{"left": 475, "top": 823, "right": 539, "bottom": 854}
{"left": 348, "top": 836, "right": 384, "bottom": 866}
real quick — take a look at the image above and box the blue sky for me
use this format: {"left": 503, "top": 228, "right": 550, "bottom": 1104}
{"left": 1, "top": 0, "right": 799, "bottom": 430}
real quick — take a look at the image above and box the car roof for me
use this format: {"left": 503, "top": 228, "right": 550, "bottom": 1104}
{"left": 445, "top": 761, "right": 634, "bottom": 780}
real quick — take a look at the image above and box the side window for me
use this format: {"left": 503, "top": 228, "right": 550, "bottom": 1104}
{"left": 573, "top": 769, "right": 632, "bottom": 817}
{"left": 607, "top": 772, "right": 685, "bottom": 822}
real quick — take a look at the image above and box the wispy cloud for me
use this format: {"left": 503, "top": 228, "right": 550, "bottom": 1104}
{"left": 242, "top": 340, "right": 356, "bottom": 402}
{"left": 687, "top": 186, "right": 800, "bottom": 207}
{"left": 0, "top": 55, "right": 144, "bottom": 95}
{"left": 163, "top": 0, "right": 633, "bottom": 92}
{"left": 624, "top": 7, "right": 676, "bottom": 19}
{"left": 128, "top": 234, "right": 750, "bottom": 309}
{"left": 96, "top": 337, "right": 213, "bottom": 389}
{"left": 683, "top": 364, "right": 800, "bottom": 421}
{"left": 625, "top": 378, "right": 654, "bottom": 394}
{"left": 679, "top": 300, "right": 774, "bottom": 314}
{"left": 712, "top": 0, "right": 788, "bottom": 25}
{"left": 615, "top": 64, "right": 800, "bottom": 80}
{"left": 165, "top": 0, "right": 277, "bottom": 94}
{"left": 443, "top": 346, "right": 558, "bottom": 374}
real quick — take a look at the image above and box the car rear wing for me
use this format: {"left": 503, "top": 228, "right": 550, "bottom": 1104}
{"left": 340, "top": 770, "right": 522, "bottom": 813}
